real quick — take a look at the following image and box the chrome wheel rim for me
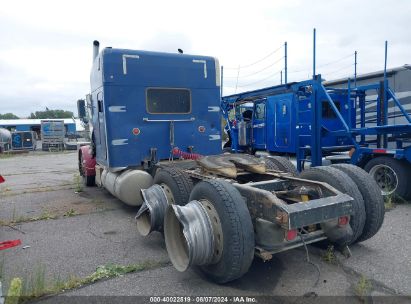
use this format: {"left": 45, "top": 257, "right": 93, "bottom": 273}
{"left": 369, "top": 164, "right": 398, "bottom": 196}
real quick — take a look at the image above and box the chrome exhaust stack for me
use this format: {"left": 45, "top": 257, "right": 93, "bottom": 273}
{"left": 136, "top": 184, "right": 169, "bottom": 236}
{"left": 164, "top": 200, "right": 218, "bottom": 272}
{"left": 93, "top": 40, "right": 100, "bottom": 61}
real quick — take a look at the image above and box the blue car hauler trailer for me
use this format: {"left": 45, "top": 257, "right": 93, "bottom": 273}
{"left": 222, "top": 34, "right": 411, "bottom": 200}
{"left": 77, "top": 41, "right": 384, "bottom": 283}
{"left": 222, "top": 76, "right": 411, "bottom": 199}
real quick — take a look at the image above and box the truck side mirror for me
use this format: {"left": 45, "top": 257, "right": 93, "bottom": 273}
{"left": 77, "top": 99, "right": 86, "bottom": 119}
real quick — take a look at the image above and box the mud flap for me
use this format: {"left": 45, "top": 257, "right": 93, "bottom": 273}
{"left": 321, "top": 218, "right": 353, "bottom": 246}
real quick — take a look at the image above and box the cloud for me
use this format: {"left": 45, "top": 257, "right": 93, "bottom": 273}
{"left": 140, "top": 31, "right": 193, "bottom": 54}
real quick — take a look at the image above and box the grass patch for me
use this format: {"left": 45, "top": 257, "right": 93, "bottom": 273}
{"left": 22, "top": 264, "right": 46, "bottom": 298}
{"left": 384, "top": 195, "right": 395, "bottom": 210}
{"left": 0, "top": 258, "right": 4, "bottom": 280}
{"left": 35, "top": 210, "right": 57, "bottom": 221}
{"left": 73, "top": 174, "right": 83, "bottom": 193}
{"left": 0, "top": 186, "right": 12, "bottom": 197}
{"left": 2, "top": 183, "right": 76, "bottom": 198}
{"left": 0, "top": 210, "right": 57, "bottom": 226}
{"left": 5, "top": 260, "right": 166, "bottom": 302}
{"left": 322, "top": 245, "right": 337, "bottom": 264}
{"left": 63, "top": 209, "right": 77, "bottom": 217}
{"left": 19, "top": 210, "right": 57, "bottom": 222}
{"left": 0, "top": 153, "right": 14, "bottom": 159}
{"left": 382, "top": 192, "right": 410, "bottom": 210}
{"left": 6, "top": 278, "right": 22, "bottom": 304}
{"left": 355, "top": 275, "right": 372, "bottom": 300}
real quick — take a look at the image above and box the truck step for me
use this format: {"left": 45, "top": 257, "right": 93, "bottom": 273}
{"left": 325, "top": 155, "right": 351, "bottom": 161}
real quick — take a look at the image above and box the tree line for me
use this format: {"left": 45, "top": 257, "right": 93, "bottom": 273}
{"left": 0, "top": 108, "right": 74, "bottom": 119}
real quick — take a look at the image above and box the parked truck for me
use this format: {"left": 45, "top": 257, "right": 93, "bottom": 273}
{"left": 11, "top": 131, "right": 36, "bottom": 151}
{"left": 0, "top": 128, "right": 35, "bottom": 152}
{"left": 222, "top": 77, "right": 411, "bottom": 199}
{"left": 0, "top": 128, "right": 11, "bottom": 152}
{"left": 77, "top": 41, "right": 384, "bottom": 283}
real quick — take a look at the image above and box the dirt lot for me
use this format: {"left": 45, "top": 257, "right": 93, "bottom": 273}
{"left": 0, "top": 151, "right": 410, "bottom": 303}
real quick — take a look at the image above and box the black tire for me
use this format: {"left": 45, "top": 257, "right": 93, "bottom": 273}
{"left": 84, "top": 175, "right": 95, "bottom": 187}
{"left": 364, "top": 156, "right": 410, "bottom": 199}
{"left": 300, "top": 166, "right": 366, "bottom": 245}
{"left": 331, "top": 164, "right": 385, "bottom": 242}
{"left": 266, "top": 156, "right": 297, "bottom": 175}
{"left": 223, "top": 142, "right": 231, "bottom": 149}
{"left": 153, "top": 166, "right": 193, "bottom": 205}
{"left": 78, "top": 152, "right": 84, "bottom": 177}
{"left": 189, "top": 180, "right": 255, "bottom": 283}
{"left": 264, "top": 158, "right": 280, "bottom": 170}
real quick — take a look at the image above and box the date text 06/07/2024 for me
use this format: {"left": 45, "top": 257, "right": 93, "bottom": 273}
{"left": 149, "top": 296, "right": 257, "bottom": 303}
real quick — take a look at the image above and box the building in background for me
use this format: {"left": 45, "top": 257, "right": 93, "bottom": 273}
{"left": 324, "top": 64, "right": 411, "bottom": 126}
{"left": 0, "top": 119, "right": 81, "bottom": 137}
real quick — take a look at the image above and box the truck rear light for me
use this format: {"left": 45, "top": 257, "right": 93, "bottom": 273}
{"left": 285, "top": 229, "right": 297, "bottom": 241}
{"left": 0, "top": 175, "right": 4, "bottom": 183}
{"left": 132, "top": 128, "right": 140, "bottom": 135}
{"left": 338, "top": 216, "right": 349, "bottom": 226}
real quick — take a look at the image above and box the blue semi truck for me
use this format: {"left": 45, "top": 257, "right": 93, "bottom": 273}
{"left": 78, "top": 41, "right": 384, "bottom": 283}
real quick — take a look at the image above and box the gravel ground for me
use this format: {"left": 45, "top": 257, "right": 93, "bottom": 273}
{"left": 0, "top": 151, "right": 409, "bottom": 303}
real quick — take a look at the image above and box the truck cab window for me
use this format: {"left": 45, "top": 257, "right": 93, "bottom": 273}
{"left": 242, "top": 110, "right": 253, "bottom": 122}
{"left": 97, "top": 93, "right": 104, "bottom": 113}
{"left": 146, "top": 88, "right": 191, "bottom": 114}
{"left": 254, "top": 103, "right": 265, "bottom": 120}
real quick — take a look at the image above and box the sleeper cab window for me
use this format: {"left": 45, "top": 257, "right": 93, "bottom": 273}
{"left": 146, "top": 88, "right": 191, "bottom": 114}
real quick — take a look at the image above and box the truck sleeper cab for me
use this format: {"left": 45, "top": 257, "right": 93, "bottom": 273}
{"left": 88, "top": 42, "right": 222, "bottom": 170}
{"left": 225, "top": 88, "right": 354, "bottom": 154}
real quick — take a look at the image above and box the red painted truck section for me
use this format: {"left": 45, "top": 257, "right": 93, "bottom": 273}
{"left": 79, "top": 145, "right": 96, "bottom": 176}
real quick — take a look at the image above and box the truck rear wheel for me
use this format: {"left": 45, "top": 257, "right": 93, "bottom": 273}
{"left": 188, "top": 180, "right": 255, "bottom": 283}
{"left": 84, "top": 175, "right": 95, "bottom": 187}
{"left": 363, "top": 156, "right": 410, "bottom": 199}
{"left": 153, "top": 167, "right": 193, "bottom": 206}
{"left": 266, "top": 156, "right": 297, "bottom": 175}
{"left": 300, "top": 166, "right": 366, "bottom": 245}
{"left": 331, "top": 164, "right": 385, "bottom": 242}
{"left": 264, "top": 158, "right": 280, "bottom": 171}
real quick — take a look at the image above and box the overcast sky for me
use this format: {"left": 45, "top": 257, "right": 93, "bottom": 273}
{"left": 0, "top": 0, "right": 410, "bottom": 117}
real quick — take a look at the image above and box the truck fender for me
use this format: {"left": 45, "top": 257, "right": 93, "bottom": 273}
{"left": 79, "top": 145, "right": 96, "bottom": 176}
